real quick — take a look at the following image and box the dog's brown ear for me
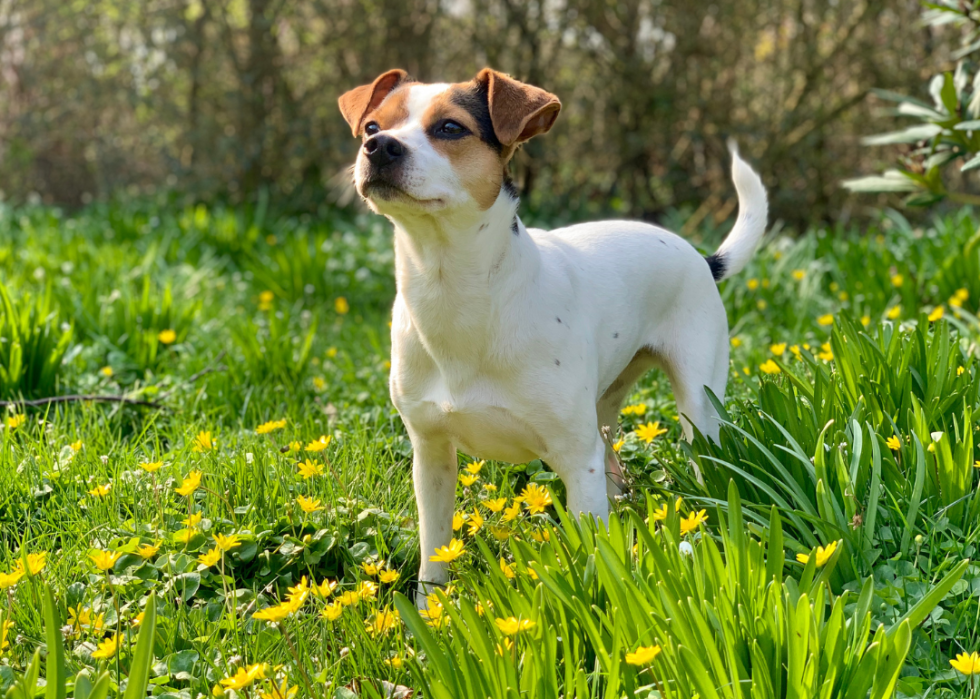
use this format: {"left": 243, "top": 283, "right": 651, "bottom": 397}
{"left": 338, "top": 69, "right": 409, "bottom": 136}
{"left": 476, "top": 68, "right": 561, "bottom": 148}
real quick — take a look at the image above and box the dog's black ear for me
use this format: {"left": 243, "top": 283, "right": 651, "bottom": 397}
{"left": 475, "top": 69, "right": 561, "bottom": 148}
{"left": 338, "top": 69, "right": 409, "bottom": 137}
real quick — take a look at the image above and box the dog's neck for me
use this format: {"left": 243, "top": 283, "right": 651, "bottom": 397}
{"left": 388, "top": 190, "right": 540, "bottom": 364}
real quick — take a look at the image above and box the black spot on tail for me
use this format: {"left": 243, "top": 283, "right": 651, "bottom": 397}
{"left": 502, "top": 175, "right": 519, "bottom": 201}
{"left": 705, "top": 253, "right": 726, "bottom": 282}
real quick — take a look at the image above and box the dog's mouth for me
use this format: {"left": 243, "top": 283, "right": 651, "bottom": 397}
{"left": 361, "top": 178, "right": 443, "bottom": 207}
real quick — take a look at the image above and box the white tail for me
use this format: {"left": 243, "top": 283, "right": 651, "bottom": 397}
{"left": 706, "top": 141, "right": 768, "bottom": 282}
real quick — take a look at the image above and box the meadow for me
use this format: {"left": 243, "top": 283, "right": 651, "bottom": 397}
{"left": 0, "top": 199, "right": 979, "bottom": 699}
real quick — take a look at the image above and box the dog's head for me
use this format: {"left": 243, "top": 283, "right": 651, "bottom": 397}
{"left": 338, "top": 69, "right": 560, "bottom": 217}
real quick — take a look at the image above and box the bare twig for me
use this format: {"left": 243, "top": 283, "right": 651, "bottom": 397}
{"left": 0, "top": 395, "right": 160, "bottom": 409}
{"left": 156, "top": 350, "right": 228, "bottom": 402}
{"left": 0, "top": 350, "right": 228, "bottom": 411}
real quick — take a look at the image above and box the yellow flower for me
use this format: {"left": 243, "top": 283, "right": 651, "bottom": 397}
{"left": 158, "top": 329, "right": 177, "bottom": 344}
{"left": 612, "top": 438, "right": 624, "bottom": 452}
{"left": 459, "top": 473, "right": 479, "bottom": 487}
{"left": 16, "top": 552, "right": 47, "bottom": 576}
{"left": 259, "top": 290, "right": 275, "bottom": 304}
{"left": 312, "top": 376, "right": 326, "bottom": 390}
{"left": 886, "top": 435, "right": 901, "bottom": 451}
{"left": 378, "top": 569, "right": 400, "bottom": 584}
{"left": 384, "top": 656, "right": 404, "bottom": 670}
{"left": 89, "top": 549, "right": 123, "bottom": 572}
{"left": 137, "top": 543, "right": 161, "bottom": 559}
{"left": 198, "top": 548, "right": 221, "bottom": 567}
{"left": 625, "top": 645, "right": 662, "bottom": 666}
{"left": 91, "top": 634, "right": 121, "bottom": 660}
{"left": 326, "top": 347, "right": 338, "bottom": 359}
{"left": 950, "top": 651, "right": 980, "bottom": 675}
{"left": 680, "top": 510, "right": 708, "bottom": 535}
{"left": 213, "top": 533, "right": 242, "bottom": 552}
{"left": 957, "top": 366, "right": 965, "bottom": 376}
{"left": 430, "top": 538, "right": 465, "bottom": 563}
{"left": 176, "top": 470, "right": 203, "bottom": 496}
{"left": 886, "top": 305, "right": 901, "bottom": 320}
{"left": 6, "top": 414, "right": 26, "bottom": 429}
{"left": 891, "top": 273, "right": 904, "bottom": 287}
{"left": 520, "top": 483, "right": 553, "bottom": 514}
{"left": 838, "top": 291, "right": 849, "bottom": 302}
{"left": 260, "top": 680, "right": 299, "bottom": 699}
{"left": 791, "top": 269, "right": 805, "bottom": 281}
{"left": 502, "top": 500, "right": 523, "bottom": 522}
{"left": 974, "top": 459, "right": 980, "bottom": 469}
{"left": 99, "top": 366, "right": 114, "bottom": 378}
{"left": 182, "top": 512, "right": 203, "bottom": 528}
{"left": 312, "top": 579, "right": 337, "bottom": 597}
{"left": 357, "top": 580, "right": 378, "bottom": 600}
{"left": 88, "top": 483, "right": 111, "bottom": 498}
{"left": 337, "top": 591, "right": 361, "bottom": 607}
{"left": 790, "top": 345, "right": 801, "bottom": 358}
{"left": 467, "top": 509, "right": 485, "bottom": 535}
{"left": 220, "top": 664, "right": 268, "bottom": 690}
{"left": 860, "top": 315, "right": 871, "bottom": 327}
{"left": 465, "top": 460, "right": 485, "bottom": 475}
{"left": 321, "top": 603, "right": 343, "bottom": 621}
{"left": 173, "top": 529, "right": 196, "bottom": 544}
{"left": 141, "top": 461, "right": 163, "bottom": 473}
{"left": 927, "top": 306, "right": 944, "bottom": 322}
{"left": 955, "top": 287, "right": 970, "bottom": 301}
{"left": 365, "top": 609, "right": 399, "bottom": 636}
{"left": 490, "top": 526, "right": 512, "bottom": 540}
{"left": 817, "top": 314, "right": 834, "bottom": 326}
{"left": 770, "top": 343, "right": 787, "bottom": 356}
{"left": 747, "top": 278, "right": 759, "bottom": 291}
{"left": 131, "top": 612, "right": 145, "bottom": 628}
{"left": 70, "top": 440, "right": 83, "bottom": 452}
{"left": 484, "top": 497, "right": 507, "bottom": 513}
{"left": 253, "top": 604, "right": 293, "bottom": 623}
{"left": 334, "top": 297, "right": 350, "bottom": 314}
{"left": 192, "top": 431, "right": 215, "bottom": 452}
{"left": 757, "top": 300, "right": 767, "bottom": 311}
{"left": 730, "top": 336, "right": 742, "bottom": 347}
{"left": 67, "top": 607, "right": 104, "bottom": 634}
{"left": 496, "top": 639, "right": 514, "bottom": 655}
{"left": 530, "top": 528, "right": 551, "bottom": 543}
{"left": 495, "top": 617, "right": 535, "bottom": 636}
{"left": 635, "top": 421, "right": 668, "bottom": 443}
{"left": 287, "top": 441, "right": 302, "bottom": 452}
{"left": 796, "top": 540, "right": 838, "bottom": 567}
{"left": 305, "top": 435, "right": 331, "bottom": 452}
{"left": 0, "top": 570, "right": 24, "bottom": 590}
{"left": 482, "top": 483, "right": 498, "bottom": 492}
{"left": 621, "top": 404, "right": 647, "bottom": 416}
{"left": 361, "top": 561, "right": 380, "bottom": 576}
{"left": 452, "top": 512, "right": 465, "bottom": 531}
{"left": 296, "top": 495, "right": 323, "bottom": 513}
{"left": 297, "top": 459, "right": 324, "bottom": 479}
{"left": 499, "top": 558, "right": 516, "bottom": 579}
{"left": 759, "top": 359, "right": 781, "bottom": 375}
{"left": 256, "top": 418, "right": 287, "bottom": 434}
{"left": 1, "top": 620, "right": 12, "bottom": 651}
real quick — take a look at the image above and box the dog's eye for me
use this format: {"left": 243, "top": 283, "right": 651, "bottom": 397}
{"left": 436, "top": 120, "right": 467, "bottom": 137}
{"left": 364, "top": 122, "right": 381, "bottom": 136}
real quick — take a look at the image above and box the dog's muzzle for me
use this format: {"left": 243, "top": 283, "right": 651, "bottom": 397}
{"left": 363, "top": 134, "right": 406, "bottom": 169}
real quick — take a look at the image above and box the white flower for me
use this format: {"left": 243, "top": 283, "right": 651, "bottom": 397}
{"left": 100, "top": 455, "right": 109, "bottom": 465}
{"left": 930, "top": 431, "right": 944, "bottom": 443}
{"left": 245, "top": 453, "right": 254, "bottom": 464}
{"left": 679, "top": 541, "right": 694, "bottom": 556}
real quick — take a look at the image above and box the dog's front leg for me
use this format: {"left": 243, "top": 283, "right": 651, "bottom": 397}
{"left": 411, "top": 434, "right": 457, "bottom": 608}
{"left": 553, "top": 435, "right": 610, "bottom": 521}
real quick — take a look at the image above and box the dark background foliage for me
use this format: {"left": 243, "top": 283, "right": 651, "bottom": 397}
{"left": 0, "top": 1, "right": 960, "bottom": 227}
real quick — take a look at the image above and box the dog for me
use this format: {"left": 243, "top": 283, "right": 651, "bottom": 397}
{"left": 338, "top": 68, "right": 767, "bottom": 600}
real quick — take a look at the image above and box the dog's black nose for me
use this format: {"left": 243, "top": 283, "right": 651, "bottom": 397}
{"left": 363, "top": 135, "right": 405, "bottom": 167}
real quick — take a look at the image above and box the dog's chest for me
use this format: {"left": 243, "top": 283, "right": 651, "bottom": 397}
{"left": 396, "top": 372, "right": 547, "bottom": 464}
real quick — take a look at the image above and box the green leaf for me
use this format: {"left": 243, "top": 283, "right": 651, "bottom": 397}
{"left": 123, "top": 594, "right": 157, "bottom": 699}
{"left": 41, "top": 586, "right": 67, "bottom": 699}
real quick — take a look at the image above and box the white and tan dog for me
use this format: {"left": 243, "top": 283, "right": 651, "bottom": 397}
{"left": 338, "top": 68, "right": 767, "bottom": 597}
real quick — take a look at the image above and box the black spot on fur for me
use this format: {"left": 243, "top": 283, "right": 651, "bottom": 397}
{"left": 502, "top": 176, "right": 519, "bottom": 201}
{"left": 556, "top": 317, "right": 561, "bottom": 323}
{"left": 555, "top": 359, "right": 561, "bottom": 366}
{"left": 451, "top": 84, "right": 503, "bottom": 154}
{"left": 613, "top": 332, "right": 619, "bottom": 339}
{"left": 511, "top": 217, "right": 519, "bottom": 235}
{"left": 705, "top": 253, "right": 726, "bottom": 282}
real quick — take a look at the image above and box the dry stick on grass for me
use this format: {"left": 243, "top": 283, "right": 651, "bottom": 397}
{"left": 0, "top": 350, "right": 228, "bottom": 410}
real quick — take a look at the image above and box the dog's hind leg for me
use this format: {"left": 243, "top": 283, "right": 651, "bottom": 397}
{"left": 658, "top": 325, "right": 729, "bottom": 443}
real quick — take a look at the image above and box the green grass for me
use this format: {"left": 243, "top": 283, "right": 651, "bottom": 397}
{"left": 0, "top": 198, "right": 978, "bottom": 698}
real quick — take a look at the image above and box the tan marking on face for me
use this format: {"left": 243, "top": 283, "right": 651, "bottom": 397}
{"left": 362, "top": 87, "right": 411, "bottom": 133}
{"left": 422, "top": 88, "right": 504, "bottom": 211}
